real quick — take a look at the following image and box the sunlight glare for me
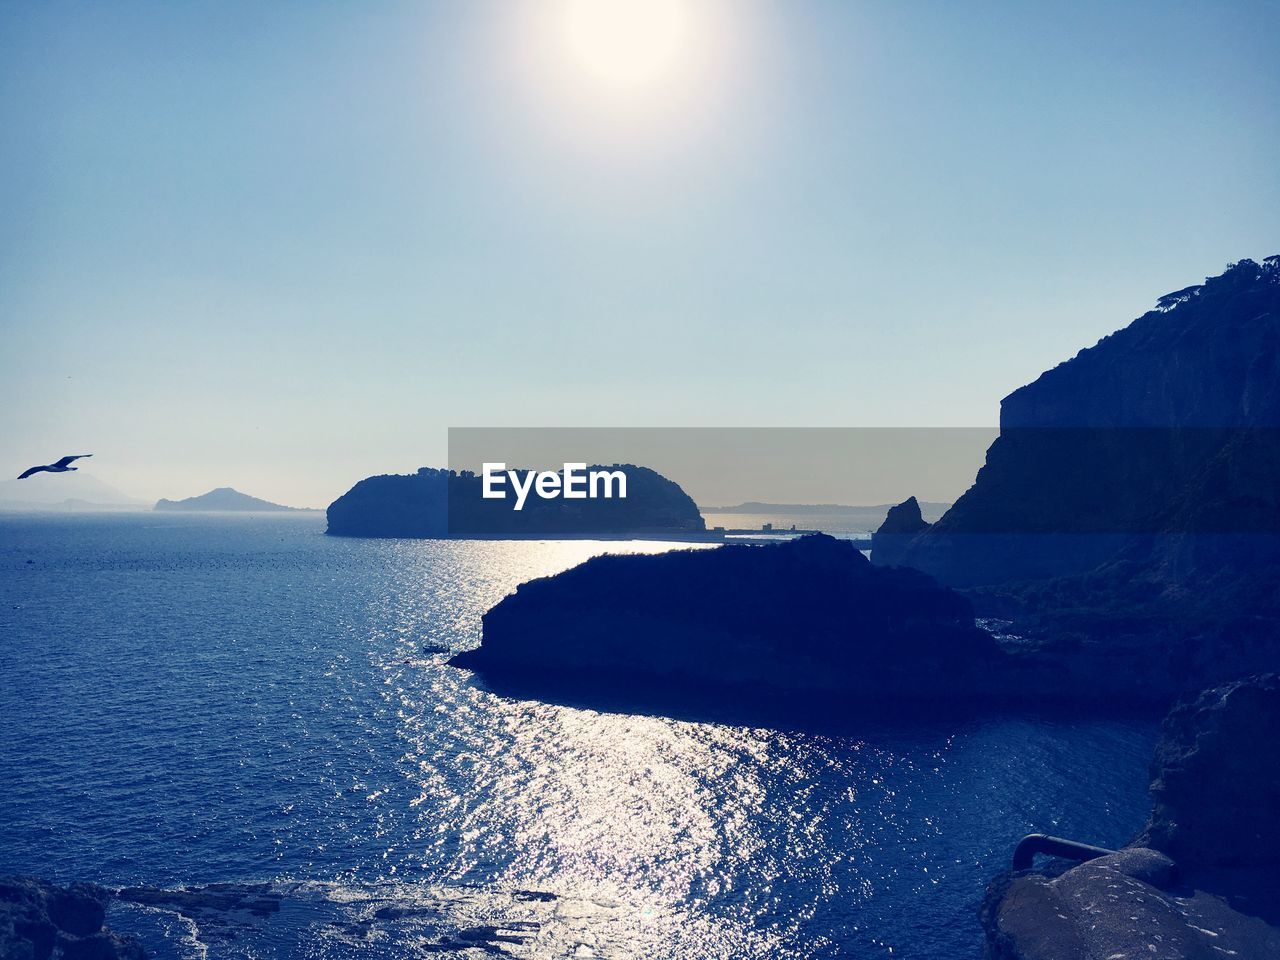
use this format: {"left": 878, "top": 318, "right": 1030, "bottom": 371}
{"left": 560, "top": 0, "right": 692, "bottom": 93}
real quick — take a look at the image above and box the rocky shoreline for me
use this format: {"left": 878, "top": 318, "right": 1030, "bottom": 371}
{"left": 981, "top": 674, "right": 1280, "bottom": 959}
{"left": 0, "top": 876, "right": 145, "bottom": 960}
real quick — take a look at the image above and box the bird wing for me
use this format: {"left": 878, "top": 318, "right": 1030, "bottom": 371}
{"left": 52, "top": 454, "right": 92, "bottom": 468}
{"left": 18, "top": 465, "right": 50, "bottom": 479}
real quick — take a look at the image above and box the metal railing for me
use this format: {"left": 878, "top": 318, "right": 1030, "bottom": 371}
{"left": 1011, "top": 833, "right": 1116, "bottom": 871}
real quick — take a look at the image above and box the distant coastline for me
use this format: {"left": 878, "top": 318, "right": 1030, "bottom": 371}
{"left": 702, "top": 501, "right": 952, "bottom": 515}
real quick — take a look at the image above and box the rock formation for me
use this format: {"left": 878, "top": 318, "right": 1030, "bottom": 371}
{"left": 452, "top": 534, "right": 1004, "bottom": 708}
{"left": 0, "top": 876, "right": 145, "bottom": 960}
{"left": 326, "top": 465, "right": 706, "bottom": 539}
{"left": 883, "top": 256, "right": 1280, "bottom": 589}
{"left": 872, "top": 258, "right": 1280, "bottom": 696}
{"left": 869, "top": 496, "right": 930, "bottom": 567}
{"left": 981, "top": 674, "right": 1280, "bottom": 959}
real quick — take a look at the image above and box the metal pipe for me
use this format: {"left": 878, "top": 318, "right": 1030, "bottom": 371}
{"left": 1011, "top": 833, "right": 1115, "bottom": 871}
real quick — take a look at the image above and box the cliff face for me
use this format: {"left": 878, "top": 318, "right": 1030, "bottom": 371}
{"left": 1140, "top": 674, "right": 1280, "bottom": 870}
{"left": 326, "top": 465, "right": 705, "bottom": 539}
{"left": 886, "top": 257, "right": 1280, "bottom": 593}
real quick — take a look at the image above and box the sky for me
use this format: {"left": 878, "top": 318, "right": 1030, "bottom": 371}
{"left": 2, "top": 0, "right": 1277, "bottom": 508}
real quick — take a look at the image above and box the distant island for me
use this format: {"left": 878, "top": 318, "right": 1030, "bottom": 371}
{"left": 326, "top": 465, "right": 706, "bottom": 539}
{"left": 154, "top": 487, "right": 313, "bottom": 512}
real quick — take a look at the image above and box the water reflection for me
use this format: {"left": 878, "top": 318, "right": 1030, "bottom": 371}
{"left": 0, "top": 517, "right": 1157, "bottom": 959}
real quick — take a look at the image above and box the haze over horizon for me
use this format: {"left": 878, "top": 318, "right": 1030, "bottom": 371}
{"left": 2, "top": 1, "right": 1277, "bottom": 507}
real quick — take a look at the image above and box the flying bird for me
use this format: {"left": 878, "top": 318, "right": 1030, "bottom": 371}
{"left": 17, "top": 454, "right": 93, "bottom": 479}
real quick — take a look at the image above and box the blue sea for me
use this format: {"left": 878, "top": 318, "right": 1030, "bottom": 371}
{"left": 0, "top": 513, "right": 1158, "bottom": 959}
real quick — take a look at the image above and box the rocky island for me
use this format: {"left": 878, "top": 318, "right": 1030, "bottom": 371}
{"left": 326, "top": 464, "right": 706, "bottom": 539}
{"left": 154, "top": 487, "right": 309, "bottom": 512}
{"left": 452, "top": 533, "right": 1007, "bottom": 710}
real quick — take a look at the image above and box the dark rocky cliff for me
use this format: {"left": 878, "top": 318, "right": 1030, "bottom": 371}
{"left": 326, "top": 465, "right": 705, "bottom": 539}
{"left": 886, "top": 256, "right": 1280, "bottom": 589}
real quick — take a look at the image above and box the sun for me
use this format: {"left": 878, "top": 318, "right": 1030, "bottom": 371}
{"left": 559, "top": 0, "right": 692, "bottom": 93}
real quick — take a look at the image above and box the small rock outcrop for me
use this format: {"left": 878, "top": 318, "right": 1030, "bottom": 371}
{"left": 326, "top": 465, "right": 705, "bottom": 539}
{"left": 452, "top": 534, "right": 1004, "bottom": 707}
{"left": 871, "top": 496, "right": 930, "bottom": 567}
{"left": 0, "top": 876, "right": 145, "bottom": 960}
{"left": 981, "top": 674, "right": 1280, "bottom": 959}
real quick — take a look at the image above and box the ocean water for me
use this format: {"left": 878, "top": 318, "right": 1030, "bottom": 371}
{"left": 0, "top": 513, "right": 1158, "bottom": 959}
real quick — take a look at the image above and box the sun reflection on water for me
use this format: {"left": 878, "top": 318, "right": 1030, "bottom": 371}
{"left": 0, "top": 517, "right": 1158, "bottom": 959}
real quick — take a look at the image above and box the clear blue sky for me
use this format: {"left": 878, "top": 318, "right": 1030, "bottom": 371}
{"left": 2, "top": 0, "right": 1276, "bottom": 507}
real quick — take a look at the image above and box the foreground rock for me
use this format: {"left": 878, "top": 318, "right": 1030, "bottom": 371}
{"left": 326, "top": 465, "right": 706, "bottom": 539}
{"left": 0, "top": 876, "right": 144, "bottom": 960}
{"left": 453, "top": 534, "right": 1005, "bottom": 707}
{"left": 982, "top": 674, "right": 1280, "bottom": 959}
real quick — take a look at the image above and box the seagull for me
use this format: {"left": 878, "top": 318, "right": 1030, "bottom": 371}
{"left": 17, "top": 454, "right": 93, "bottom": 479}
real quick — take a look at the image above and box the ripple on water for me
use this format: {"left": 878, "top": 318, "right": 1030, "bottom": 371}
{"left": 0, "top": 514, "right": 1158, "bottom": 958}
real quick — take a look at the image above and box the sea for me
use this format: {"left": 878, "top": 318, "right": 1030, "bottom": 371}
{"left": 0, "top": 512, "right": 1158, "bottom": 959}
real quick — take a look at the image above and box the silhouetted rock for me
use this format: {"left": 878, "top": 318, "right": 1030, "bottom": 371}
{"left": 0, "top": 877, "right": 144, "bottom": 960}
{"left": 872, "top": 259, "right": 1280, "bottom": 697}
{"left": 1140, "top": 673, "right": 1280, "bottom": 870}
{"left": 326, "top": 465, "right": 705, "bottom": 539}
{"left": 981, "top": 674, "right": 1280, "bottom": 959}
{"left": 871, "top": 496, "right": 930, "bottom": 567}
{"left": 154, "top": 487, "right": 306, "bottom": 512}
{"left": 452, "top": 534, "right": 1004, "bottom": 706}
{"left": 891, "top": 257, "right": 1280, "bottom": 588}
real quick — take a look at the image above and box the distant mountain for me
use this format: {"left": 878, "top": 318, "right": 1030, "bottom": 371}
{"left": 0, "top": 472, "right": 147, "bottom": 511}
{"left": 154, "top": 487, "right": 309, "bottom": 512}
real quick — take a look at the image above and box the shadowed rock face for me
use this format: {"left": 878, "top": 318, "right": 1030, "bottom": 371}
{"left": 0, "top": 877, "right": 144, "bottom": 960}
{"left": 890, "top": 257, "right": 1280, "bottom": 590}
{"left": 1141, "top": 673, "right": 1280, "bottom": 870}
{"left": 453, "top": 534, "right": 1004, "bottom": 706}
{"left": 981, "top": 674, "right": 1280, "bottom": 960}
